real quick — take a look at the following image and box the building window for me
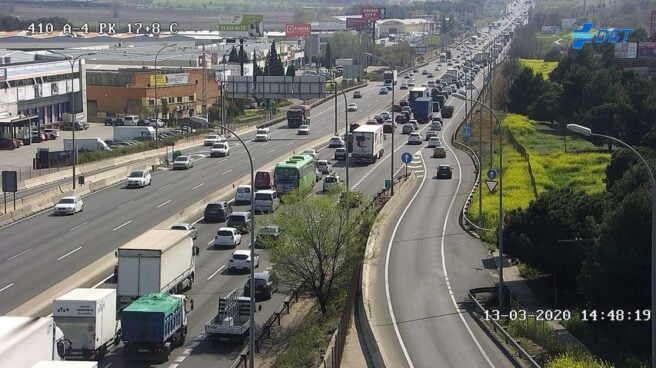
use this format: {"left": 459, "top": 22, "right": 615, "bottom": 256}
{"left": 148, "top": 99, "right": 154, "bottom": 106}
{"left": 168, "top": 97, "right": 174, "bottom": 103}
{"left": 176, "top": 96, "right": 183, "bottom": 103}
{"left": 188, "top": 95, "right": 194, "bottom": 101}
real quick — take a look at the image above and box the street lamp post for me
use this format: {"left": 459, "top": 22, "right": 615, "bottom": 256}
{"left": 464, "top": 78, "right": 484, "bottom": 229}
{"left": 49, "top": 51, "right": 96, "bottom": 190}
{"left": 567, "top": 124, "right": 656, "bottom": 368}
{"left": 330, "top": 81, "right": 350, "bottom": 191}
{"left": 220, "top": 48, "right": 233, "bottom": 136}
{"left": 365, "top": 52, "right": 395, "bottom": 195}
{"left": 154, "top": 44, "right": 178, "bottom": 148}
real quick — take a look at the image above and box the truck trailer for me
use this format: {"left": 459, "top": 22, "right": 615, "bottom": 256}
{"left": 286, "top": 105, "right": 311, "bottom": 128}
{"left": 116, "top": 229, "right": 199, "bottom": 310}
{"left": 383, "top": 70, "right": 397, "bottom": 86}
{"left": 53, "top": 288, "right": 121, "bottom": 360}
{"left": 350, "top": 125, "right": 385, "bottom": 164}
{"left": 113, "top": 126, "right": 155, "bottom": 142}
{"left": 204, "top": 289, "right": 251, "bottom": 343}
{"left": 0, "top": 317, "right": 65, "bottom": 368}
{"left": 413, "top": 97, "right": 434, "bottom": 124}
{"left": 64, "top": 138, "right": 111, "bottom": 152}
{"left": 121, "top": 293, "right": 192, "bottom": 363}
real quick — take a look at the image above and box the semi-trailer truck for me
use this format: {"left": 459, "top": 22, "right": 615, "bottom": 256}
{"left": 53, "top": 288, "right": 121, "bottom": 360}
{"left": 413, "top": 97, "right": 434, "bottom": 124}
{"left": 286, "top": 105, "right": 311, "bottom": 128}
{"left": 121, "top": 293, "right": 192, "bottom": 363}
{"left": 0, "top": 317, "right": 65, "bottom": 368}
{"left": 116, "top": 229, "right": 199, "bottom": 310}
{"left": 383, "top": 70, "right": 397, "bottom": 87}
{"left": 350, "top": 125, "right": 385, "bottom": 164}
{"left": 204, "top": 289, "right": 251, "bottom": 343}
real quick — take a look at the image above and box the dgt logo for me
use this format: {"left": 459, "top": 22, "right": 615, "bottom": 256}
{"left": 571, "top": 23, "right": 633, "bottom": 49}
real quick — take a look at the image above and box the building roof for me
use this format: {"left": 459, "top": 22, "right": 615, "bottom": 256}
{"left": 377, "top": 19, "right": 434, "bottom": 25}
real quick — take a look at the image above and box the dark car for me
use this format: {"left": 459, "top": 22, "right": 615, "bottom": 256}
{"left": 373, "top": 115, "right": 385, "bottom": 124}
{"left": 395, "top": 115, "right": 407, "bottom": 124}
{"left": 113, "top": 118, "right": 125, "bottom": 126}
{"left": 104, "top": 117, "right": 116, "bottom": 126}
{"left": 0, "top": 137, "right": 17, "bottom": 150}
{"left": 255, "top": 225, "right": 283, "bottom": 247}
{"left": 204, "top": 201, "right": 232, "bottom": 222}
{"left": 227, "top": 211, "right": 253, "bottom": 234}
{"left": 383, "top": 123, "right": 395, "bottom": 133}
{"left": 353, "top": 91, "right": 362, "bottom": 98}
{"left": 244, "top": 270, "right": 278, "bottom": 300}
{"left": 399, "top": 99, "right": 409, "bottom": 107}
{"left": 392, "top": 104, "right": 402, "bottom": 112}
{"left": 436, "top": 164, "right": 453, "bottom": 179}
{"left": 137, "top": 119, "right": 149, "bottom": 126}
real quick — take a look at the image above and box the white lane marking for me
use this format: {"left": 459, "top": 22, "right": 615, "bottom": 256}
{"left": 174, "top": 356, "right": 186, "bottom": 363}
{"left": 267, "top": 149, "right": 276, "bottom": 153}
{"left": 190, "top": 170, "right": 201, "bottom": 175}
{"left": 118, "top": 200, "right": 134, "bottom": 209}
{"left": 57, "top": 246, "right": 82, "bottom": 261}
{"left": 112, "top": 220, "right": 132, "bottom": 231}
{"left": 192, "top": 217, "right": 204, "bottom": 226}
{"left": 157, "top": 199, "right": 172, "bottom": 208}
{"left": 104, "top": 363, "right": 113, "bottom": 368}
{"left": 207, "top": 239, "right": 214, "bottom": 245}
{"left": 0, "top": 283, "right": 14, "bottom": 293}
{"left": 218, "top": 159, "right": 227, "bottom": 164}
{"left": 207, "top": 265, "right": 226, "bottom": 280}
{"left": 191, "top": 183, "right": 205, "bottom": 191}
{"left": 93, "top": 273, "right": 115, "bottom": 288}
{"left": 169, "top": 364, "right": 179, "bottom": 368}
{"left": 157, "top": 183, "right": 171, "bottom": 191}
{"left": 182, "top": 348, "right": 192, "bottom": 355}
{"left": 7, "top": 248, "right": 32, "bottom": 261}
{"left": 69, "top": 221, "right": 89, "bottom": 232}
{"left": 222, "top": 169, "right": 233, "bottom": 175}
{"left": 286, "top": 142, "right": 293, "bottom": 146}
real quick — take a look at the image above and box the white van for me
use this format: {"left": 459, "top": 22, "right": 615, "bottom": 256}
{"left": 254, "top": 190, "right": 280, "bottom": 214}
{"left": 64, "top": 138, "right": 111, "bottom": 152}
{"left": 123, "top": 115, "right": 140, "bottom": 126}
{"left": 254, "top": 128, "right": 271, "bottom": 142}
{"left": 234, "top": 185, "right": 252, "bottom": 205}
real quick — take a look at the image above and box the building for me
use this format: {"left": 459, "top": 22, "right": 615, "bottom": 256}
{"left": 376, "top": 19, "right": 436, "bottom": 37}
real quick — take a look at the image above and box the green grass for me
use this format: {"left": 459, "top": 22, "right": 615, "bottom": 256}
{"left": 520, "top": 59, "right": 559, "bottom": 79}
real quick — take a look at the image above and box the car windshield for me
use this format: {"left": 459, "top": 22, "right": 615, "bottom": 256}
{"left": 59, "top": 198, "right": 75, "bottom": 204}
{"left": 255, "top": 193, "right": 272, "bottom": 200}
{"left": 128, "top": 171, "right": 143, "bottom": 178}
{"left": 261, "top": 226, "right": 278, "bottom": 235}
{"left": 205, "top": 135, "right": 218, "bottom": 140}
{"left": 325, "top": 177, "right": 338, "bottom": 183}
{"left": 230, "top": 215, "right": 246, "bottom": 223}
{"left": 213, "top": 143, "right": 226, "bottom": 148}
{"left": 257, "top": 129, "right": 267, "bottom": 134}
{"left": 175, "top": 156, "right": 188, "bottom": 162}
{"left": 233, "top": 254, "right": 249, "bottom": 260}
{"left": 207, "top": 203, "right": 224, "bottom": 210}
{"left": 299, "top": 125, "right": 309, "bottom": 129}
{"left": 217, "top": 230, "right": 234, "bottom": 236}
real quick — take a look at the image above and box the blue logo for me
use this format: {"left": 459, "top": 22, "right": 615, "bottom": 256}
{"left": 571, "top": 23, "right": 633, "bottom": 49}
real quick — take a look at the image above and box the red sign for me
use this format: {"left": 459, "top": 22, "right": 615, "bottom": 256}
{"left": 346, "top": 18, "right": 369, "bottom": 30}
{"left": 362, "top": 7, "right": 381, "bottom": 21}
{"left": 651, "top": 10, "right": 656, "bottom": 33}
{"left": 638, "top": 41, "right": 656, "bottom": 59}
{"left": 285, "top": 23, "right": 311, "bottom": 38}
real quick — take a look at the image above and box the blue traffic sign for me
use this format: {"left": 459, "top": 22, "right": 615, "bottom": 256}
{"left": 401, "top": 152, "right": 413, "bottom": 164}
{"left": 463, "top": 126, "right": 471, "bottom": 138}
{"left": 487, "top": 169, "right": 497, "bottom": 180}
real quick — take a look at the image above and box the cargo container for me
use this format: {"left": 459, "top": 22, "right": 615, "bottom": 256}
{"left": 350, "top": 125, "right": 385, "bottom": 164}
{"left": 113, "top": 126, "right": 155, "bottom": 142}
{"left": 413, "top": 97, "right": 434, "bottom": 124}
{"left": 286, "top": 105, "right": 311, "bottom": 128}
{"left": 31, "top": 361, "right": 98, "bottom": 368}
{"left": 0, "top": 317, "right": 65, "bottom": 368}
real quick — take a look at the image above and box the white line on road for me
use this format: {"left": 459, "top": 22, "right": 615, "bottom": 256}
{"left": 168, "top": 364, "right": 178, "bottom": 368}
{"left": 207, "top": 265, "right": 226, "bottom": 280}
{"left": 157, "top": 184, "right": 171, "bottom": 191}
{"left": 218, "top": 159, "right": 227, "bottom": 164}
{"left": 190, "top": 170, "right": 201, "bottom": 175}
{"left": 118, "top": 200, "right": 134, "bottom": 209}
{"left": 57, "top": 246, "right": 82, "bottom": 261}
{"left": 191, "top": 183, "right": 205, "bottom": 191}
{"left": 112, "top": 220, "right": 132, "bottom": 231}
{"left": 103, "top": 363, "right": 113, "bottom": 368}
{"left": 267, "top": 149, "right": 276, "bottom": 153}
{"left": 93, "top": 273, "right": 115, "bottom": 289}
{"left": 157, "top": 200, "right": 172, "bottom": 208}
{"left": 286, "top": 142, "right": 293, "bottom": 146}
{"left": 182, "top": 348, "right": 192, "bottom": 355}
{"left": 7, "top": 248, "right": 32, "bottom": 261}
{"left": 222, "top": 169, "right": 232, "bottom": 175}
{"left": 174, "top": 356, "right": 186, "bottom": 363}
{"left": 0, "top": 283, "right": 14, "bottom": 293}
{"left": 69, "top": 221, "right": 89, "bottom": 232}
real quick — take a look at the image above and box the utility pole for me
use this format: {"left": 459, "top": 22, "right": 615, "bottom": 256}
{"left": 240, "top": 38, "right": 245, "bottom": 76}
{"left": 202, "top": 42, "right": 207, "bottom": 119}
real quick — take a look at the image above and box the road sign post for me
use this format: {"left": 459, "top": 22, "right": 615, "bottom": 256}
{"left": 487, "top": 169, "right": 497, "bottom": 180}
{"left": 401, "top": 152, "right": 413, "bottom": 178}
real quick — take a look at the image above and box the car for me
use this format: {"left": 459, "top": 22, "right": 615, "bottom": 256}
{"left": 0, "top": 138, "right": 17, "bottom": 150}
{"left": 425, "top": 130, "right": 439, "bottom": 141}
{"left": 213, "top": 227, "right": 242, "bottom": 248}
{"left": 383, "top": 123, "right": 396, "bottom": 133}
{"left": 408, "top": 132, "right": 422, "bottom": 145}
{"left": 366, "top": 119, "right": 378, "bottom": 126}
{"left": 254, "top": 128, "right": 271, "bottom": 141}
{"left": 104, "top": 117, "right": 116, "bottom": 126}
{"left": 408, "top": 79, "right": 416, "bottom": 87}
{"left": 317, "top": 160, "right": 332, "bottom": 174}
{"left": 427, "top": 73, "right": 435, "bottom": 78}
{"left": 402, "top": 124, "right": 414, "bottom": 134}
{"left": 126, "top": 169, "right": 152, "bottom": 188}
{"left": 323, "top": 174, "right": 342, "bottom": 192}
{"left": 427, "top": 136, "right": 441, "bottom": 148}
{"left": 410, "top": 120, "right": 419, "bottom": 130}
{"left": 210, "top": 142, "right": 230, "bottom": 157}
{"left": 379, "top": 87, "right": 388, "bottom": 95}
{"left": 173, "top": 155, "right": 193, "bottom": 169}
{"left": 422, "top": 70, "right": 428, "bottom": 75}
{"left": 112, "top": 118, "right": 125, "bottom": 127}
{"left": 136, "top": 119, "right": 149, "bottom": 126}
{"left": 227, "top": 211, "right": 253, "bottom": 234}
{"left": 334, "top": 147, "right": 347, "bottom": 160}
{"left": 228, "top": 249, "right": 259, "bottom": 272}
{"left": 170, "top": 223, "right": 198, "bottom": 239}
{"left": 403, "top": 75, "right": 410, "bottom": 79}
{"left": 393, "top": 104, "right": 403, "bottom": 112}
{"left": 42, "top": 129, "right": 59, "bottom": 139}
{"left": 256, "top": 225, "right": 283, "bottom": 247}
{"left": 432, "top": 147, "right": 447, "bottom": 158}
{"left": 379, "top": 111, "right": 391, "bottom": 120}
{"left": 436, "top": 164, "right": 453, "bottom": 179}
{"left": 347, "top": 103, "right": 358, "bottom": 112}
{"left": 234, "top": 184, "right": 252, "bottom": 204}
{"left": 303, "top": 148, "right": 319, "bottom": 160}
{"left": 413, "top": 68, "right": 418, "bottom": 73}
{"left": 61, "top": 121, "right": 89, "bottom": 130}
{"left": 395, "top": 115, "right": 407, "bottom": 125}
{"left": 204, "top": 201, "right": 232, "bottom": 222}
{"left": 244, "top": 270, "right": 278, "bottom": 300}
{"left": 431, "top": 121, "right": 442, "bottom": 131}
{"left": 353, "top": 91, "right": 362, "bottom": 98}
{"left": 204, "top": 134, "right": 222, "bottom": 146}
{"left": 149, "top": 118, "right": 165, "bottom": 128}
{"left": 447, "top": 62, "right": 453, "bottom": 66}
{"left": 427, "top": 81, "right": 435, "bottom": 88}
{"left": 54, "top": 196, "right": 84, "bottom": 215}
{"left": 328, "top": 136, "right": 344, "bottom": 148}
{"left": 297, "top": 125, "right": 311, "bottom": 135}
{"left": 315, "top": 167, "right": 323, "bottom": 182}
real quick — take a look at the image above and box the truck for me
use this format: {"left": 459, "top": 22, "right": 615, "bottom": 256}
{"left": 31, "top": 362, "right": 98, "bottom": 368}
{"left": 442, "top": 105, "right": 455, "bottom": 118}
{"left": 286, "top": 105, "right": 311, "bottom": 128}
{"left": 474, "top": 52, "right": 487, "bottom": 64}
{"left": 350, "top": 125, "right": 385, "bottom": 164}
{"left": 383, "top": 70, "right": 397, "bottom": 87}
{"left": 113, "top": 126, "right": 155, "bottom": 142}
{"left": 116, "top": 229, "right": 199, "bottom": 310}
{"left": 52, "top": 288, "right": 121, "bottom": 360}
{"left": 64, "top": 138, "right": 111, "bottom": 152}
{"left": 0, "top": 317, "right": 65, "bottom": 368}
{"left": 121, "top": 293, "right": 192, "bottom": 363}
{"left": 413, "top": 97, "right": 434, "bottom": 124}
{"left": 439, "top": 53, "right": 447, "bottom": 61}
{"left": 445, "top": 50, "right": 452, "bottom": 59}
{"left": 204, "top": 289, "right": 251, "bottom": 343}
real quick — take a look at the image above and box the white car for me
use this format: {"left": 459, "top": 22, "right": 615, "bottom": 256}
{"left": 126, "top": 169, "right": 152, "bottom": 188}
{"left": 210, "top": 142, "right": 230, "bottom": 157}
{"left": 234, "top": 184, "right": 252, "bottom": 204}
{"left": 204, "top": 134, "right": 222, "bottom": 146}
{"left": 297, "top": 125, "right": 310, "bottom": 135}
{"left": 317, "top": 160, "right": 332, "bottom": 174}
{"left": 427, "top": 136, "right": 442, "bottom": 148}
{"left": 400, "top": 82, "right": 408, "bottom": 89}
{"left": 323, "top": 174, "right": 341, "bottom": 192}
{"left": 347, "top": 103, "right": 358, "bottom": 112}
{"left": 148, "top": 118, "right": 165, "bottom": 128}
{"left": 408, "top": 132, "right": 422, "bottom": 145}
{"left": 54, "top": 196, "right": 84, "bottom": 215}
{"left": 303, "top": 149, "right": 319, "bottom": 160}
{"left": 408, "top": 79, "right": 416, "bottom": 87}
{"left": 173, "top": 155, "right": 193, "bottom": 170}
{"left": 213, "top": 227, "right": 242, "bottom": 248}
{"left": 228, "top": 249, "right": 259, "bottom": 272}
{"left": 254, "top": 128, "right": 271, "bottom": 142}
{"left": 328, "top": 136, "right": 344, "bottom": 148}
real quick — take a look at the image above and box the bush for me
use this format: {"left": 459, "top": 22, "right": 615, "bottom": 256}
{"left": 546, "top": 352, "right": 614, "bottom": 368}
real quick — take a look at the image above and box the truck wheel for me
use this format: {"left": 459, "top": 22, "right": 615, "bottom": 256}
{"left": 160, "top": 345, "right": 170, "bottom": 363}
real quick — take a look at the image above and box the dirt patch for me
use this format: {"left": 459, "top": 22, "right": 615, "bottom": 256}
{"left": 255, "top": 296, "right": 315, "bottom": 368}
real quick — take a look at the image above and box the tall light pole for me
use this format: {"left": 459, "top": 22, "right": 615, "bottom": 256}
{"left": 455, "top": 93, "right": 504, "bottom": 308}
{"left": 49, "top": 51, "right": 96, "bottom": 190}
{"left": 154, "top": 43, "right": 178, "bottom": 148}
{"left": 365, "top": 52, "right": 395, "bottom": 196}
{"left": 464, "top": 77, "right": 484, "bottom": 229}
{"left": 220, "top": 47, "right": 233, "bottom": 136}
{"left": 330, "top": 80, "right": 350, "bottom": 191}
{"left": 567, "top": 124, "right": 656, "bottom": 368}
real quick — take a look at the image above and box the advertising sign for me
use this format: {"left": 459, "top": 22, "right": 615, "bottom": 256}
{"left": 149, "top": 73, "right": 189, "bottom": 86}
{"left": 571, "top": 23, "right": 633, "bottom": 49}
{"left": 651, "top": 10, "right": 656, "bottom": 33}
{"left": 346, "top": 18, "right": 368, "bottom": 30}
{"left": 638, "top": 41, "right": 656, "bottom": 59}
{"left": 285, "top": 23, "right": 311, "bottom": 38}
{"left": 362, "top": 7, "right": 386, "bottom": 21}
{"left": 614, "top": 42, "right": 637, "bottom": 58}
{"left": 218, "top": 15, "right": 264, "bottom": 37}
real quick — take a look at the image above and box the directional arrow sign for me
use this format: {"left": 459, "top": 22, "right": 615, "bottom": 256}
{"left": 463, "top": 125, "right": 471, "bottom": 138}
{"left": 401, "top": 152, "right": 413, "bottom": 164}
{"left": 485, "top": 180, "right": 498, "bottom": 193}
{"left": 487, "top": 169, "right": 497, "bottom": 180}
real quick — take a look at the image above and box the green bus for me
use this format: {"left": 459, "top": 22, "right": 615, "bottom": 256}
{"left": 273, "top": 154, "right": 316, "bottom": 194}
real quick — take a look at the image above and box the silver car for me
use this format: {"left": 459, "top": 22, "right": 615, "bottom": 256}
{"left": 173, "top": 155, "right": 193, "bottom": 170}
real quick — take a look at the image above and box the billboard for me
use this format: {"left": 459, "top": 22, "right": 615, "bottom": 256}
{"left": 638, "top": 41, "right": 656, "bottom": 59}
{"left": 614, "top": 42, "right": 637, "bottom": 58}
{"left": 218, "top": 15, "right": 263, "bottom": 38}
{"left": 651, "top": 10, "right": 656, "bottom": 33}
{"left": 149, "top": 73, "right": 189, "bottom": 87}
{"left": 346, "top": 18, "right": 368, "bottom": 30}
{"left": 362, "top": 7, "right": 386, "bottom": 21}
{"left": 561, "top": 18, "right": 577, "bottom": 29}
{"left": 285, "top": 23, "right": 311, "bottom": 38}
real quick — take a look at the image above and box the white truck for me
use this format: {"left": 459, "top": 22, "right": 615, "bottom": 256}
{"left": 113, "top": 126, "right": 156, "bottom": 142}
{"left": 351, "top": 125, "right": 385, "bottom": 164}
{"left": 116, "top": 229, "right": 199, "bottom": 310}
{"left": 204, "top": 289, "right": 251, "bottom": 343}
{"left": 383, "top": 70, "right": 397, "bottom": 86}
{"left": 53, "top": 288, "right": 121, "bottom": 360}
{"left": 0, "top": 317, "right": 65, "bottom": 368}
{"left": 64, "top": 138, "right": 111, "bottom": 152}
{"left": 31, "top": 361, "right": 98, "bottom": 368}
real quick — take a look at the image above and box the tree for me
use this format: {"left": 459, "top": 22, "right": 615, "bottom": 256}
{"left": 628, "top": 26, "right": 649, "bottom": 42}
{"left": 238, "top": 47, "right": 249, "bottom": 63}
{"left": 285, "top": 64, "right": 296, "bottom": 77}
{"left": 543, "top": 49, "right": 562, "bottom": 62}
{"left": 323, "top": 42, "right": 333, "bottom": 69}
{"left": 527, "top": 82, "right": 562, "bottom": 123}
{"left": 228, "top": 46, "right": 238, "bottom": 62}
{"left": 263, "top": 40, "right": 285, "bottom": 76}
{"left": 508, "top": 67, "right": 547, "bottom": 114}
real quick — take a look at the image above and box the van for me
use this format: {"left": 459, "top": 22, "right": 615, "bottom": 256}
{"left": 254, "top": 190, "right": 280, "bottom": 214}
{"left": 64, "top": 138, "right": 111, "bottom": 152}
{"left": 227, "top": 211, "right": 253, "bottom": 234}
{"left": 123, "top": 115, "right": 140, "bottom": 126}
{"left": 254, "top": 170, "right": 273, "bottom": 190}
{"left": 234, "top": 185, "right": 252, "bottom": 204}
{"left": 254, "top": 128, "right": 271, "bottom": 142}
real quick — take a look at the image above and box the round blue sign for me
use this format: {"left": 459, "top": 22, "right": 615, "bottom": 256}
{"left": 401, "top": 152, "right": 413, "bottom": 164}
{"left": 487, "top": 169, "right": 497, "bottom": 180}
